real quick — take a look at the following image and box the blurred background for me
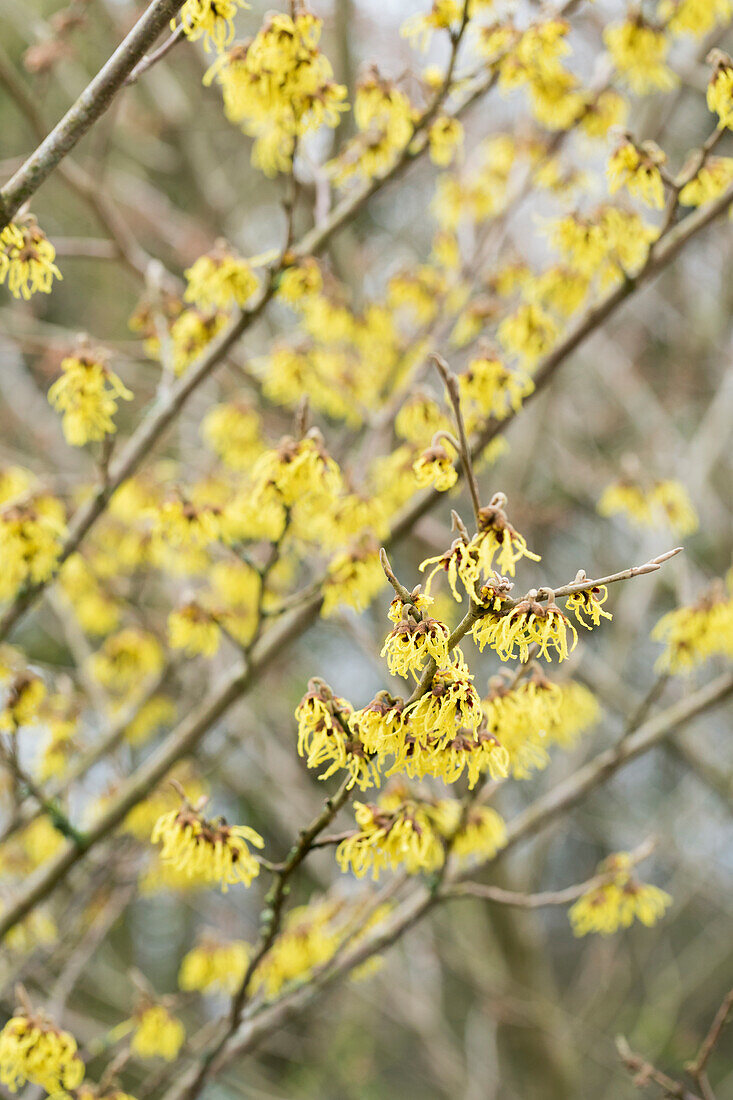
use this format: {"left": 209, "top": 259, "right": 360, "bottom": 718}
{"left": 0, "top": 0, "right": 732, "bottom": 1097}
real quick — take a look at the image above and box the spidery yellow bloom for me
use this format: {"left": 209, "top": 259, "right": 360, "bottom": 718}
{"left": 0, "top": 217, "right": 61, "bottom": 299}
{"left": 707, "top": 51, "right": 733, "bottom": 129}
{"left": 178, "top": 936, "right": 250, "bottom": 993}
{"left": 659, "top": 0, "right": 732, "bottom": 38}
{"left": 565, "top": 585, "right": 613, "bottom": 630}
{"left": 430, "top": 801, "right": 507, "bottom": 863}
{"left": 0, "top": 671, "right": 46, "bottom": 733}
{"left": 90, "top": 629, "right": 164, "bottom": 694}
{"left": 569, "top": 852, "right": 671, "bottom": 936}
{"left": 413, "top": 443, "right": 458, "bottom": 492}
{"left": 498, "top": 302, "right": 559, "bottom": 367}
{"left": 48, "top": 351, "right": 133, "bottom": 447}
{"left": 459, "top": 354, "right": 534, "bottom": 421}
{"left": 321, "top": 543, "right": 385, "bottom": 617}
{"left": 652, "top": 584, "right": 733, "bottom": 673}
{"left": 403, "top": 662, "right": 484, "bottom": 746}
{"left": 337, "top": 796, "right": 445, "bottom": 880}
{"left": 295, "top": 679, "right": 378, "bottom": 790}
{"left": 168, "top": 603, "right": 221, "bottom": 658}
{"left": 607, "top": 139, "right": 666, "bottom": 210}
{"left": 151, "top": 801, "right": 264, "bottom": 891}
{"left": 174, "top": 0, "right": 249, "bottom": 53}
{"left": 184, "top": 244, "right": 258, "bottom": 310}
{"left": 579, "top": 88, "right": 628, "bottom": 139}
{"left": 205, "top": 12, "right": 347, "bottom": 176}
{"left": 603, "top": 19, "right": 676, "bottom": 95}
{"left": 598, "top": 478, "right": 698, "bottom": 536}
{"left": 130, "top": 1005, "right": 185, "bottom": 1061}
{"left": 0, "top": 1011, "right": 84, "bottom": 1096}
{"left": 679, "top": 157, "right": 733, "bottom": 206}
{"left": 401, "top": 0, "right": 462, "bottom": 52}
{"left": 0, "top": 495, "right": 66, "bottom": 602}
{"left": 474, "top": 595, "right": 578, "bottom": 663}
{"left": 381, "top": 615, "right": 451, "bottom": 680}
{"left": 124, "top": 695, "right": 176, "bottom": 746}
{"left": 251, "top": 899, "right": 341, "bottom": 998}
{"left": 428, "top": 116, "right": 464, "bottom": 167}
{"left": 170, "top": 309, "right": 227, "bottom": 377}
{"left": 396, "top": 395, "right": 451, "bottom": 446}
{"left": 277, "top": 257, "right": 323, "bottom": 306}
{"left": 331, "top": 70, "right": 414, "bottom": 185}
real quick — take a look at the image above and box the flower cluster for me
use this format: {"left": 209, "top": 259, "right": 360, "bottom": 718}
{"left": 330, "top": 69, "right": 413, "bottom": 186}
{"left": 179, "top": 936, "right": 250, "bottom": 994}
{"left": 184, "top": 244, "right": 259, "bottom": 311}
{"left": 652, "top": 584, "right": 733, "bottom": 673}
{"left": 205, "top": 10, "right": 347, "bottom": 175}
{"left": 130, "top": 1005, "right": 185, "bottom": 1061}
{"left": 174, "top": 0, "right": 249, "bottom": 54}
{"left": 569, "top": 853, "right": 671, "bottom": 936}
{"left": 48, "top": 350, "right": 133, "bottom": 447}
{"left": 598, "top": 478, "right": 699, "bottom": 536}
{"left": 0, "top": 217, "right": 61, "bottom": 299}
{"left": 474, "top": 594, "right": 578, "bottom": 663}
{"left": 0, "top": 1011, "right": 84, "bottom": 1096}
{"left": 337, "top": 784, "right": 507, "bottom": 880}
{"left": 151, "top": 801, "right": 264, "bottom": 891}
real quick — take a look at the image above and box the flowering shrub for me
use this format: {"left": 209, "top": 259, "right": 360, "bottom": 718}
{"left": 0, "top": 1, "right": 732, "bottom": 1097}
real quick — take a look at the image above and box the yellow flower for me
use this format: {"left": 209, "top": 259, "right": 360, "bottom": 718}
{"left": 403, "top": 663, "right": 484, "bottom": 747}
{"left": 48, "top": 351, "right": 133, "bottom": 447}
{"left": 431, "top": 801, "right": 507, "bottom": 862}
{"left": 473, "top": 597, "right": 578, "bottom": 663}
{"left": 381, "top": 616, "right": 451, "bottom": 680}
{"left": 251, "top": 899, "right": 340, "bottom": 998}
{"left": 412, "top": 444, "right": 458, "bottom": 492}
{"left": 170, "top": 309, "right": 227, "bottom": 377}
{"left": 679, "top": 157, "right": 733, "bottom": 206}
{"left": 0, "top": 216, "right": 61, "bottom": 299}
{"left": 151, "top": 802, "right": 264, "bottom": 891}
{"left": 184, "top": 245, "right": 259, "bottom": 310}
{"left": 659, "top": 0, "right": 732, "bottom": 38}
{"left": 277, "top": 257, "right": 323, "bottom": 306}
{"left": 652, "top": 586, "right": 733, "bottom": 673}
{"left": 174, "top": 0, "right": 249, "bottom": 53}
{"left": 498, "top": 302, "right": 559, "bottom": 367}
{"left": 0, "top": 495, "right": 66, "bottom": 601}
{"left": 204, "top": 13, "right": 347, "bottom": 176}
{"left": 598, "top": 478, "right": 698, "bottom": 536}
{"left": 428, "top": 116, "right": 464, "bottom": 167}
{"left": 295, "top": 679, "right": 378, "bottom": 790}
{"left": 579, "top": 88, "right": 628, "bottom": 139}
{"left": 123, "top": 695, "right": 176, "bottom": 746}
{"left": 130, "top": 1005, "right": 185, "bottom": 1061}
{"left": 401, "top": 0, "right": 462, "bottom": 51}
{"left": 178, "top": 937, "right": 250, "bottom": 993}
{"left": 459, "top": 354, "right": 534, "bottom": 421}
{"left": 569, "top": 853, "right": 671, "bottom": 936}
{"left": 337, "top": 795, "right": 444, "bottom": 880}
{"left": 89, "top": 629, "right": 164, "bottom": 694}
{"left": 0, "top": 1012, "right": 84, "bottom": 1095}
{"left": 607, "top": 139, "right": 666, "bottom": 209}
{"left": 708, "top": 51, "right": 733, "bottom": 128}
{"left": 603, "top": 19, "right": 676, "bottom": 95}
{"left": 321, "top": 544, "right": 385, "bottom": 617}
{"left": 0, "top": 671, "right": 46, "bottom": 733}
{"left": 395, "top": 395, "right": 451, "bottom": 446}
{"left": 168, "top": 603, "right": 221, "bottom": 658}
{"left": 565, "top": 585, "right": 613, "bottom": 630}
{"left": 331, "top": 70, "right": 413, "bottom": 185}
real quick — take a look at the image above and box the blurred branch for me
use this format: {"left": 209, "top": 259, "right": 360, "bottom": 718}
{"left": 0, "top": 0, "right": 187, "bottom": 228}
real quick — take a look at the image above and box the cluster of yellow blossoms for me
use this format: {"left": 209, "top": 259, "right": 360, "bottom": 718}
{"left": 598, "top": 478, "right": 699, "bottom": 537}
{"left": 337, "top": 784, "right": 506, "bottom": 880}
{"left": 0, "top": 217, "right": 61, "bottom": 299}
{"left": 151, "top": 801, "right": 264, "bottom": 891}
{"left": 204, "top": 11, "right": 347, "bottom": 175}
{"left": 0, "top": 1011, "right": 84, "bottom": 1096}
{"left": 48, "top": 350, "right": 133, "bottom": 447}
{"left": 569, "top": 853, "right": 671, "bottom": 936}
{"left": 129, "top": 1005, "right": 185, "bottom": 1062}
{"left": 652, "top": 581, "right": 733, "bottom": 673}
